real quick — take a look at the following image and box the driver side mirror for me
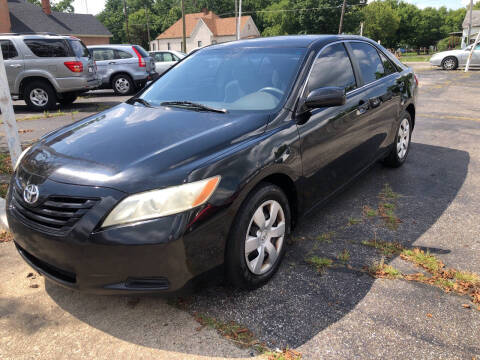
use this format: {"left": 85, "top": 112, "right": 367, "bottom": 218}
{"left": 304, "top": 87, "right": 346, "bottom": 109}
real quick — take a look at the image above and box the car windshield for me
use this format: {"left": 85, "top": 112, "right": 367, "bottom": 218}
{"left": 139, "top": 47, "right": 306, "bottom": 111}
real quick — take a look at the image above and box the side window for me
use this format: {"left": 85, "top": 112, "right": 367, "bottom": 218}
{"left": 24, "top": 39, "right": 70, "bottom": 57}
{"left": 172, "top": 54, "right": 179, "bottom": 61}
{"left": 350, "top": 42, "right": 386, "bottom": 84}
{"left": 163, "top": 52, "right": 174, "bottom": 62}
{"left": 153, "top": 53, "right": 163, "bottom": 62}
{"left": 307, "top": 43, "right": 357, "bottom": 93}
{"left": 379, "top": 52, "right": 397, "bottom": 75}
{"left": 92, "top": 49, "right": 115, "bottom": 61}
{"left": 0, "top": 40, "right": 18, "bottom": 60}
{"left": 476, "top": 44, "right": 480, "bottom": 50}
{"left": 115, "top": 50, "right": 133, "bottom": 59}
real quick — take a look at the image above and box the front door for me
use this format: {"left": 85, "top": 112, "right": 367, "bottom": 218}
{"left": 297, "top": 42, "right": 370, "bottom": 209}
{"left": 1, "top": 40, "right": 24, "bottom": 93}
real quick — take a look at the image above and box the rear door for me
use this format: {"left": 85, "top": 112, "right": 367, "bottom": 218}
{"left": 297, "top": 42, "right": 369, "bottom": 208}
{"left": 1, "top": 39, "right": 23, "bottom": 93}
{"left": 347, "top": 41, "right": 402, "bottom": 159}
{"left": 91, "top": 48, "right": 117, "bottom": 83}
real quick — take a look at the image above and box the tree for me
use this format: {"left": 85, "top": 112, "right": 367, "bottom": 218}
{"left": 27, "top": 0, "right": 74, "bottom": 13}
{"left": 361, "top": 1, "right": 400, "bottom": 47}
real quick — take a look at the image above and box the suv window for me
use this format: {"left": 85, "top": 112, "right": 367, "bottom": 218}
{"left": 69, "top": 40, "right": 89, "bottom": 58}
{"left": 350, "top": 42, "right": 387, "bottom": 84}
{"left": 92, "top": 49, "right": 115, "bottom": 61}
{"left": 24, "top": 39, "right": 70, "bottom": 57}
{"left": 307, "top": 43, "right": 357, "bottom": 93}
{"left": 0, "top": 40, "right": 18, "bottom": 59}
{"left": 115, "top": 50, "right": 133, "bottom": 59}
{"left": 133, "top": 45, "right": 149, "bottom": 57}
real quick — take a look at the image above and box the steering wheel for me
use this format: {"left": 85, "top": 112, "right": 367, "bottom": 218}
{"left": 258, "top": 87, "right": 284, "bottom": 100}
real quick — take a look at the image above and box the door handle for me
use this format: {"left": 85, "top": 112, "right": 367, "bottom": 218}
{"left": 356, "top": 101, "right": 369, "bottom": 115}
{"left": 108, "top": 61, "right": 116, "bottom": 64}
{"left": 9, "top": 64, "right": 22, "bottom": 68}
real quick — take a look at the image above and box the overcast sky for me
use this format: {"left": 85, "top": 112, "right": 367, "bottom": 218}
{"left": 72, "top": 0, "right": 471, "bottom": 15}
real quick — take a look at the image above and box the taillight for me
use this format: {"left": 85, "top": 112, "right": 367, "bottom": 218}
{"left": 64, "top": 61, "right": 83, "bottom": 73}
{"left": 414, "top": 74, "right": 419, "bottom": 86}
{"left": 132, "top": 46, "right": 146, "bottom": 67}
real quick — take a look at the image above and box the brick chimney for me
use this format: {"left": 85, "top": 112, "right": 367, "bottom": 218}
{"left": 41, "top": 0, "right": 52, "bottom": 15}
{"left": 0, "top": 0, "right": 12, "bottom": 33}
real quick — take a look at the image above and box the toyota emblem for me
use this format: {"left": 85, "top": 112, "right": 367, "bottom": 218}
{"left": 23, "top": 184, "right": 39, "bottom": 205}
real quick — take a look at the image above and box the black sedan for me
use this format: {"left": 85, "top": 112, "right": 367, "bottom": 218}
{"left": 7, "top": 35, "right": 417, "bottom": 294}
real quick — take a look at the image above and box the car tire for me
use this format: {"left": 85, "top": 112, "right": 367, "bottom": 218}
{"left": 58, "top": 93, "right": 78, "bottom": 106}
{"left": 112, "top": 74, "right": 134, "bottom": 95}
{"left": 442, "top": 56, "right": 458, "bottom": 70}
{"left": 226, "top": 183, "right": 291, "bottom": 290}
{"left": 24, "top": 80, "right": 57, "bottom": 111}
{"left": 383, "top": 112, "right": 413, "bottom": 168}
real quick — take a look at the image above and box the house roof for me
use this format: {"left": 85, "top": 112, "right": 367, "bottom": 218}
{"left": 463, "top": 10, "right": 480, "bottom": 28}
{"left": 7, "top": 0, "right": 112, "bottom": 37}
{"left": 156, "top": 10, "right": 251, "bottom": 40}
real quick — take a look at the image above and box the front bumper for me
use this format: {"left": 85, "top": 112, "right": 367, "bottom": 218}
{"left": 429, "top": 57, "right": 442, "bottom": 66}
{"left": 7, "top": 175, "right": 231, "bottom": 294}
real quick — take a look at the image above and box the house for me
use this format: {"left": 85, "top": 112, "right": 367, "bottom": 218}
{"left": 0, "top": 0, "right": 112, "bottom": 45}
{"left": 462, "top": 10, "right": 480, "bottom": 48}
{"left": 150, "top": 9, "right": 260, "bottom": 53}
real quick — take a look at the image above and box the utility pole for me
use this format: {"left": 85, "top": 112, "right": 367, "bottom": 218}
{"left": 235, "top": 0, "right": 238, "bottom": 40}
{"left": 181, "top": 0, "right": 186, "bottom": 53}
{"left": 237, "top": 0, "right": 242, "bottom": 40}
{"left": 467, "top": 0, "right": 473, "bottom": 46}
{"left": 360, "top": 21, "right": 364, "bottom": 36}
{"left": 145, "top": 4, "right": 151, "bottom": 48}
{"left": 0, "top": 50, "right": 21, "bottom": 167}
{"left": 338, "top": 0, "right": 347, "bottom": 34}
{"left": 123, "top": 0, "right": 130, "bottom": 43}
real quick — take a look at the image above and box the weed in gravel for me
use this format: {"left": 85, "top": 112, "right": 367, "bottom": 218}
{"left": 306, "top": 256, "right": 333, "bottom": 273}
{"left": 0, "top": 230, "right": 13, "bottom": 243}
{"left": 266, "top": 348, "right": 302, "bottom": 360}
{"left": 0, "top": 153, "right": 12, "bottom": 176}
{"left": 337, "top": 249, "right": 350, "bottom": 263}
{"left": 379, "top": 183, "right": 400, "bottom": 202}
{"left": 348, "top": 217, "right": 361, "bottom": 226}
{"left": 316, "top": 231, "right": 335, "bottom": 243}
{"left": 378, "top": 203, "right": 401, "bottom": 230}
{"left": 361, "top": 239, "right": 404, "bottom": 258}
{"left": 363, "top": 205, "right": 378, "bottom": 218}
{"left": 401, "top": 248, "right": 443, "bottom": 273}
{"left": 368, "top": 258, "right": 401, "bottom": 279}
{"left": 0, "top": 184, "right": 9, "bottom": 198}
{"left": 194, "top": 313, "right": 261, "bottom": 349}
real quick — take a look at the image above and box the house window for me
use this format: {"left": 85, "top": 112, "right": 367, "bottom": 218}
{"left": 152, "top": 43, "right": 155, "bottom": 51}
{"left": 167, "top": 42, "right": 171, "bottom": 50}
{"left": 212, "top": 40, "right": 217, "bottom": 45}
{"left": 198, "top": 41, "right": 202, "bottom": 47}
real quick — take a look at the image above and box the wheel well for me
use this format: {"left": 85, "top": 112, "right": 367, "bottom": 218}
{"left": 406, "top": 104, "right": 415, "bottom": 129}
{"left": 261, "top": 173, "right": 299, "bottom": 228}
{"left": 19, "top": 76, "right": 54, "bottom": 98}
{"left": 110, "top": 72, "right": 133, "bottom": 85}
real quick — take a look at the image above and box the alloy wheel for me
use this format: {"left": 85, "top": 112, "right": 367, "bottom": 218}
{"left": 30, "top": 88, "right": 49, "bottom": 107}
{"left": 443, "top": 58, "right": 456, "bottom": 70}
{"left": 245, "top": 200, "right": 286, "bottom": 275}
{"left": 397, "top": 118, "right": 410, "bottom": 160}
{"left": 115, "top": 77, "right": 130, "bottom": 94}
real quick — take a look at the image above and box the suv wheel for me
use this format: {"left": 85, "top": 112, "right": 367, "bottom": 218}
{"left": 112, "top": 74, "right": 134, "bottom": 95}
{"left": 226, "top": 183, "right": 291, "bottom": 289}
{"left": 24, "top": 81, "right": 57, "bottom": 111}
{"left": 58, "top": 93, "right": 78, "bottom": 106}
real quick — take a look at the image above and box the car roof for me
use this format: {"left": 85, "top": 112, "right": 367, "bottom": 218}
{"left": 0, "top": 33, "right": 79, "bottom": 40}
{"left": 87, "top": 44, "right": 135, "bottom": 49}
{"left": 205, "top": 35, "right": 377, "bottom": 51}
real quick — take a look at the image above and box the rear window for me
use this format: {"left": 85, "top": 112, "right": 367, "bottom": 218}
{"left": 24, "top": 39, "right": 70, "bottom": 57}
{"left": 133, "top": 45, "right": 149, "bottom": 57}
{"left": 69, "top": 40, "right": 89, "bottom": 58}
{"left": 0, "top": 40, "right": 18, "bottom": 59}
{"left": 350, "top": 42, "right": 386, "bottom": 84}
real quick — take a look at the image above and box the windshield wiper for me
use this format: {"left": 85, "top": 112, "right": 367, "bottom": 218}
{"left": 128, "top": 98, "right": 153, "bottom": 108}
{"left": 160, "top": 101, "right": 227, "bottom": 114}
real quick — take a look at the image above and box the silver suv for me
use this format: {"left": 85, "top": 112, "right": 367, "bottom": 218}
{"left": 88, "top": 45, "right": 157, "bottom": 95}
{"left": 0, "top": 33, "right": 100, "bottom": 111}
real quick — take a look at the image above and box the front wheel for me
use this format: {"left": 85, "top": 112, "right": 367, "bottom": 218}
{"left": 226, "top": 183, "right": 291, "bottom": 290}
{"left": 383, "top": 112, "right": 412, "bottom": 168}
{"left": 442, "top": 56, "right": 458, "bottom": 70}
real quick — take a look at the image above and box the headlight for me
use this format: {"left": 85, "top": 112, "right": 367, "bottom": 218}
{"left": 14, "top": 146, "right": 31, "bottom": 171}
{"left": 101, "top": 176, "right": 221, "bottom": 228}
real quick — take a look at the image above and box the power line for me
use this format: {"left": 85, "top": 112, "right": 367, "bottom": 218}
{"left": 216, "top": 3, "right": 363, "bottom": 17}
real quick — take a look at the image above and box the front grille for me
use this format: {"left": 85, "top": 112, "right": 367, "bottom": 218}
{"left": 11, "top": 185, "right": 98, "bottom": 233}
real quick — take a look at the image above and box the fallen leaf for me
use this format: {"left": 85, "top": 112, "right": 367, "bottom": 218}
{"left": 26, "top": 272, "right": 34, "bottom": 278}
{"left": 462, "top": 304, "right": 471, "bottom": 309}
{"left": 426, "top": 313, "right": 433, "bottom": 318}
{"left": 29, "top": 284, "right": 39, "bottom": 288}
{"left": 18, "top": 129, "right": 34, "bottom": 134}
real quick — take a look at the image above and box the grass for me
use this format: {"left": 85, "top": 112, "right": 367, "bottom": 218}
{"left": 266, "top": 348, "right": 302, "bottom": 360}
{"left": 379, "top": 183, "right": 399, "bottom": 202}
{"left": 306, "top": 256, "right": 333, "bottom": 272}
{"left": 368, "top": 259, "right": 401, "bottom": 279}
{"left": 363, "top": 205, "right": 378, "bottom": 218}
{"left": 337, "top": 249, "right": 350, "bottom": 263}
{"left": 316, "top": 231, "right": 335, "bottom": 243}
{"left": 14, "top": 110, "right": 79, "bottom": 122}
{"left": 348, "top": 217, "right": 361, "bottom": 226}
{"left": 361, "top": 239, "right": 403, "bottom": 258}
{"left": 454, "top": 271, "right": 480, "bottom": 284}
{"left": 0, "top": 184, "right": 8, "bottom": 198}
{"left": 377, "top": 184, "right": 401, "bottom": 230}
{"left": 0, "top": 153, "right": 12, "bottom": 176}
{"left": 400, "top": 54, "right": 431, "bottom": 62}
{"left": 194, "top": 313, "right": 262, "bottom": 349}
{"left": 401, "top": 248, "right": 444, "bottom": 273}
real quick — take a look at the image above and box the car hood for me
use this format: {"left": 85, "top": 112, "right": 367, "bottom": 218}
{"left": 21, "top": 103, "right": 270, "bottom": 193}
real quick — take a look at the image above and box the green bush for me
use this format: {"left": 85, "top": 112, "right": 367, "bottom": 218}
{"left": 437, "top": 36, "right": 462, "bottom": 51}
